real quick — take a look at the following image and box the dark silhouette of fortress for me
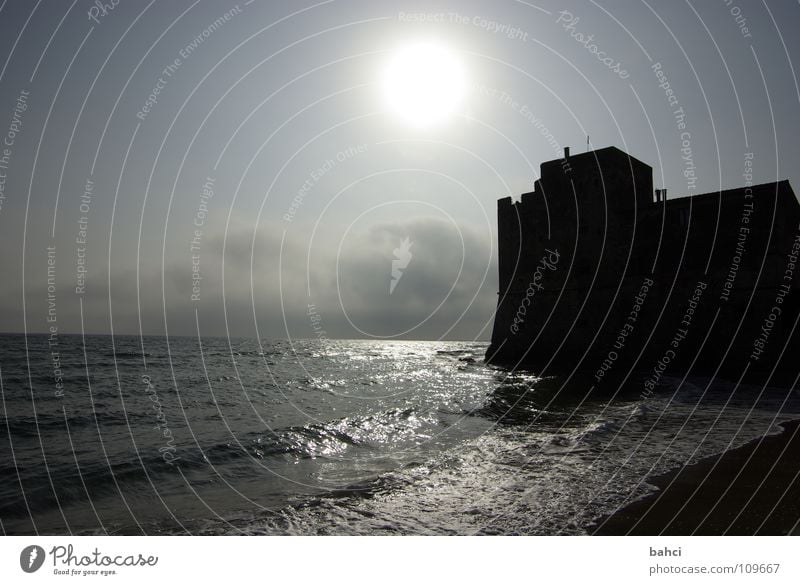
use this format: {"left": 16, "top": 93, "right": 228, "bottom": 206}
{"left": 486, "top": 146, "right": 800, "bottom": 387}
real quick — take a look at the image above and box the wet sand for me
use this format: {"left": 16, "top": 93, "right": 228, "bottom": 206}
{"left": 592, "top": 420, "right": 800, "bottom": 535}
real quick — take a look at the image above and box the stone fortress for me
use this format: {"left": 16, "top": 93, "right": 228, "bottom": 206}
{"left": 486, "top": 146, "right": 800, "bottom": 388}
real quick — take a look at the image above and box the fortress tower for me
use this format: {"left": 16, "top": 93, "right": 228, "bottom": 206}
{"left": 486, "top": 147, "right": 800, "bottom": 387}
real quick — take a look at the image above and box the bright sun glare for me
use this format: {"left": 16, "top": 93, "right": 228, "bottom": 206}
{"left": 381, "top": 42, "right": 467, "bottom": 128}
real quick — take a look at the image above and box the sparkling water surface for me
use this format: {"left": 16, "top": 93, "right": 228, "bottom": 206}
{"left": 1, "top": 334, "right": 798, "bottom": 535}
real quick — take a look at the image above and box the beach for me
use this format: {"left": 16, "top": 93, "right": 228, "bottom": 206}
{"left": 593, "top": 420, "right": 800, "bottom": 535}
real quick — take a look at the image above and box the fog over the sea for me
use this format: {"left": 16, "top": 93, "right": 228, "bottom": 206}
{"left": 0, "top": 0, "right": 798, "bottom": 339}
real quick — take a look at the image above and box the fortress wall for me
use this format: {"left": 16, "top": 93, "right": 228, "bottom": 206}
{"left": 487, "top": 149, "right": 800, "bottom": 386}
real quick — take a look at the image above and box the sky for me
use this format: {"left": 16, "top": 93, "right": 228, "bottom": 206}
{"left": 0, "top": 0, "right": 798, "bottom": 340}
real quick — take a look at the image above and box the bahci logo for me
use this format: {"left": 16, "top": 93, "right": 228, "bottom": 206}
{"left": 20, "top": 545, "right": 45, "bottom": 573}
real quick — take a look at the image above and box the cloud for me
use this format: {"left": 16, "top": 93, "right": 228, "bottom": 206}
{"left": 1, "top": 215, "right": 498, "bottom": 340}
{"left": 203, "top": 215, "right": 498, "bottom": 340}
{"left": 330, "top": 216, "right": 496, "bottom": 338}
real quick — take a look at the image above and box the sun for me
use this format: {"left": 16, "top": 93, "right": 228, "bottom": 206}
{"left": 381, "top": 42, "right": 467, "bottom": 128}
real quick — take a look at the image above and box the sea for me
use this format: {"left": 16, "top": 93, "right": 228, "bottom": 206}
{"left": 1, "top": 333, "right": 799, "bottom": 535}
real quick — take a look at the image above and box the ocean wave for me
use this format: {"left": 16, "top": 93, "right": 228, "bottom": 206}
{"left": 0, "top": 453, "right": 185, "bottom": 519}
{"left": 1, "top": 409, "right": 148, "bottom": 438}
{"left": 198, "top": 407, "right": 436, "bottom": 465}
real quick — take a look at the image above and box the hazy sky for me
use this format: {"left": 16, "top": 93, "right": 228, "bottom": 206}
{"left": 0, "top": 0, "right": 798, "bottom": 340}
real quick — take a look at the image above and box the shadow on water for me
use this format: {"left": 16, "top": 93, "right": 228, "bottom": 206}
{"left": 478, "top": 360, "right": 800, "bottom": 431}
{"left": 474, "top": 366, "right": 663, "bottom": 427}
